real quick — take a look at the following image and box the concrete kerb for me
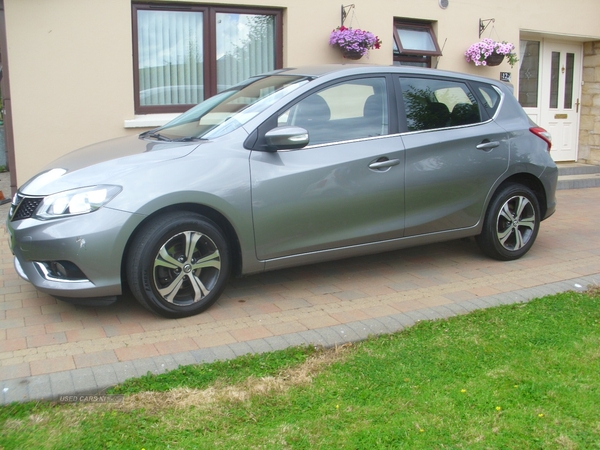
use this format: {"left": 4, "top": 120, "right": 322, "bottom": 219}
{"left": 2, "top": 274, "right": 599, "bottom": 405}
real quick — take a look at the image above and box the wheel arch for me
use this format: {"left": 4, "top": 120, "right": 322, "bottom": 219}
{"left": 120, "top": 203, "right": 244, "bottom": 290}
{"left": 492, "top": 173, "right": 548, "bottom": 219}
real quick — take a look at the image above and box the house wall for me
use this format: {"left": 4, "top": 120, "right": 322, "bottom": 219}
{"left": 4, "top": 0, "right": 600, "bottom": 184}
{"left": 581, "top": 42, "right": 600, "bottom": 164}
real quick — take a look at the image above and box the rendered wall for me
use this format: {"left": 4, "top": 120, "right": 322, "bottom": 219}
{"left": 4, "top": 0, "right": 600, "bottom": 183}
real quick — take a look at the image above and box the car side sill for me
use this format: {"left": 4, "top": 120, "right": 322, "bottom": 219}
{"left": 262, "top": 226, "right": 479, "bottom": 272}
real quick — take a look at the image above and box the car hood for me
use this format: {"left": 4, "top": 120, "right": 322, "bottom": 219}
{"left": 20, "top": 135, "right": 200, "bottom": 196}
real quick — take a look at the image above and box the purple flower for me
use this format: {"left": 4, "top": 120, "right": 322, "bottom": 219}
{"left": 465, "top": 39, "right": 518, "bottom": 67}
{"left": 329, "top": 26, "right": 382, "bottom": 57}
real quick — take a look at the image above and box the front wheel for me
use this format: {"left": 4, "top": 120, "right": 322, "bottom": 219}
{"left": 127, "top": 212, "right": 230, "bottom": 318}
{"left": 476, "top": 183, "right": 541, "bottom": 261}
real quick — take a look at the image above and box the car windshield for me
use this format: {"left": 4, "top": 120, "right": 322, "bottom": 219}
{"left": 143, "top": 75, "right": 310, "bottom": 141}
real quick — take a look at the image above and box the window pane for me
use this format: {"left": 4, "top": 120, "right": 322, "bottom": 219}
{"left": 137, "top": 10, "right": 204, "bottom": 107}
{"left": 216, "top": 13, "right": 275, "bottom": 93}
{"left": 518, "top": 40, "right": 540, "bottom": 108}
{"left": 399, "top": 78, "right": 481, "bottom": 131}
{"left": 396, "top": 26, "right": 436, "bottom": 52}
{"left": 564, "top": 52, "right": 575, "bottom": 109}
{"left": 550, "top": 51, "right": 560, "bottom": 109}
{"left": 280, "top": 78, "right": 388, "bottom": 145}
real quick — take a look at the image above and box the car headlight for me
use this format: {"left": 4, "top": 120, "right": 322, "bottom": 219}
{"left": 34, "top": 185, "right": 122, "bottom": 220}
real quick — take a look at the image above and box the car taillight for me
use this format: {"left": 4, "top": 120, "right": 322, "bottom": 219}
{"left": 530, "top": 127, "right": 552, "bottom": 152}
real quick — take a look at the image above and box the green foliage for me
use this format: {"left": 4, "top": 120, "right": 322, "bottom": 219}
{"left": 1, "top": 291, "right": 599, "bottom": 449}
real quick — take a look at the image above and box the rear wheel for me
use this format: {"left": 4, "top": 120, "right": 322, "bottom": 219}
{"left": 127, "top": 212, "right": 230, "bottom": 318}
{"left": 476, "top": 183, "right": 541, "bottom": 261}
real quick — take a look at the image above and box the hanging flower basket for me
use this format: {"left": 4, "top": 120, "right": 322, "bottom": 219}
{"left": 484, "top": 52, "right": 505, "bottom": 66}
{"left": 329, "top": 26, "right": 381, "bottom": 60}
{"left": 341, "top": 50, "right": 364, "bottom": 60}
{"left": 465, "top": 39, "right": 518, "bottom": 67}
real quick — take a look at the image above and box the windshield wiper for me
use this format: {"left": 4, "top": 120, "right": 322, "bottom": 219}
{"left": 172, "top": 136, "right": 204, "bottom": 142}
{"left": 140, "top": 131, "right": 172, "bottom": 142}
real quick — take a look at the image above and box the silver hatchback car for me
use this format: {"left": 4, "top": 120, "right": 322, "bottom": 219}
{"left": 8, "top": 65, "right": 557, "bottom": 318}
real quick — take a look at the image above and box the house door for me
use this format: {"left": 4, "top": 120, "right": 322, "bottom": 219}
{"left": 540, "top": 41, "right": 582, "bottom": 161}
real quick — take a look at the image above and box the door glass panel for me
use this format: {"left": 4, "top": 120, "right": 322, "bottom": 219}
{"left": 564, "top": 52, "right": 575, "bottom": 109}
{"left": 216, "top": 13, "right": 275, "bottom": 93}
{"left": 549, "top": 51, "right": 560, "bottom": 109}
{"left": 518, "top": 40, "right": 540, "bottom": 108}
{"left": 279, "top": 78, "right": 388, "bottom": 145}
{"left": 399, "top": 77, "right": 481, "bottom": 131}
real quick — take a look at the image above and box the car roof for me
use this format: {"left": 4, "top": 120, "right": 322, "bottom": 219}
{"left": 272, "top": 64, "right": 508, "bottom": 90}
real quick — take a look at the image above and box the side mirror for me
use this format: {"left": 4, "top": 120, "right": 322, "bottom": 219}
{"left": 264, "top": 126, "right": 309, "bottom": 151}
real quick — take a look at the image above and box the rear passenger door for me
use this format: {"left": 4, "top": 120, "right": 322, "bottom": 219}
{"left": 250, "top": 76, "right": 406, "bottom": 261}
{"left": 397, "top": 76, "right": 509, "bottom": 236}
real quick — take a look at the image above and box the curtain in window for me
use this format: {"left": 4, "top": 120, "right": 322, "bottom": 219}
{"left": 216, "top": 13, "right": 275, "bottom": 92}
{"left": 137, "top": 10, "right": 204, "bottom": 106}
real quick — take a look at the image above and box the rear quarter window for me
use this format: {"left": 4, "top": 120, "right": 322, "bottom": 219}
{"left": 473, "top": 82, "right": 502, "bottom": 117}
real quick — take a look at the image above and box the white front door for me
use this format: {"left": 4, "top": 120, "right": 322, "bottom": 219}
{"left": 541, "top": 41, "right": 582, "bottom": 161}
{"left": 520, "top": 39, "right": 582, "bottom": 161}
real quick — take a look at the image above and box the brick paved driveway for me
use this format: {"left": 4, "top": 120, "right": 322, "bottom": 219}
{"left": 2, "top": 187, "right": 600, "bottom": 403}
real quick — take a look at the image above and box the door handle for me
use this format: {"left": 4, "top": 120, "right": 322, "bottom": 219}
{"left": 369, "top": 158, "right": 400, "bottom": 170}
{"left": 476, "top": 141, "right": 500, "bottom": 151}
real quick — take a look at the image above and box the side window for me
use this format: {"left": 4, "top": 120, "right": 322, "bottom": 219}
{"left": 399, "top": 77, "right": 482, "bottom": 132}
{"left": 474, "top": 82, "right": 502, "bottom": 117}
{"left": 278, "top": 77, "right": 388, "bottom": 145}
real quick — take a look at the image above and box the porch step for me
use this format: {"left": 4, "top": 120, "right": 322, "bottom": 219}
{"left": 556, "top": 163, "right": 600, "bottom": 190}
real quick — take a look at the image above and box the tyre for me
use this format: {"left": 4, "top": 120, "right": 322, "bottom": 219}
{"left": 127, "top": 212, "right": 230, "bottom": 318}
{"left": 476, "top": 183, "right": 541, "bottom": 261}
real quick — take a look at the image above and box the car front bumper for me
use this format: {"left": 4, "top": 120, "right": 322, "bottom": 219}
{"left": 7, "top": 206, "right": 144, "bottom": 300}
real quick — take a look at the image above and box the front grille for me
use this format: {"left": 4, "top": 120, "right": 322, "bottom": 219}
{"left": 10, "top": 194, "right": 43, "bottom": 221}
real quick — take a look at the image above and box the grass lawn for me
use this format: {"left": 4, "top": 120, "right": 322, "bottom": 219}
{"left": 1, "top": 289, "right": 599, "bottom": 449}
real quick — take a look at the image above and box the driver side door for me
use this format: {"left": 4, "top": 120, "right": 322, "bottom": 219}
{"left": 250, "top": 76, "right": 406, "bottom": 261}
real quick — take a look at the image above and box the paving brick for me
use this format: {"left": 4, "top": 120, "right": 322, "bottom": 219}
{"left": 103, "top": 323, "right": 146, "bottom": 338}
{"left": 5, "top": 306, "right": 41, "bottom": 319}
{"left": 0, "top": 318, "right": 25, "bottom": 331}
{"left": 264, "top": 321, "right": 307, "bottom": 336}
{"left": 263, "top": 335, "right": 290, "bottom": 352}
{"left": 65, "top": 327, "right": 108, "bottom": 342}
{"left": 30, "top": 356, "right": 76, "bottom": 376}
{"left": 49, "top": 371, "right": 75, "bottom": 397}
{"left": 154, "top": 337, "right": 199, "bottom": 355}
{"left": 229, "top": 325, "right": 273, "bottom": 342}
{"left": 5, "top": 323, "right": 48, "bottom": 342}
{"left": 24, "top": 313, "right": 63, "bottom": 327}
{"left": 0, "top": 362, "right": 31, "bottom": 380}
{"left": 193, "top": 331, "right": 236, "bottom": 348}
{"left": 189, "top": 348, "right": 218, "bottom": 364}
{"left": 246, "top": 339, "right": 274, "bottom": 354}
{"left": 210, "top": 345, "right": 237, "bottom": 361}
{"left": 0, "top": 337, "right": 27, "bottom": 352}
{"left": 114, "top": 344, "right": 159, "bottom": 362}
{"left": 26, "top": 375, "right": 53, "bottom": 401}
{"left": 26, "top": 332, "right": 67, "bottom": 349}
{"left": 74, "top": 350, "right": 119, "bottom": 369}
